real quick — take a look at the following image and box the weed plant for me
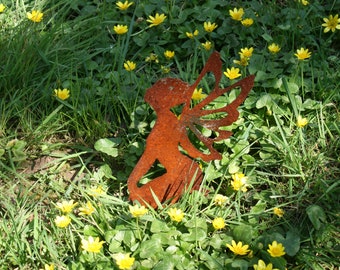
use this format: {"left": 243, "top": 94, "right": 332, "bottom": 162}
{"left": 0, "top": 0, "right": 339, "bottom": 269}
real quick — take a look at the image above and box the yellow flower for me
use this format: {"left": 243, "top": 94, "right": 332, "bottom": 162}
{"left": 124, "top": 60, "right": 136, "bottom": 71}
{"left": 81, "top": 236, "right": 105, "bottom": 253}
{"left": 164, "top": 50, "right": 175, "bottom": 59}
{"left": 233, "top": 56, "right": 249, "bottom": 66}
{"left": 56, "top": 200, "right": 78, "bottom": 214}
{"left": 0, "top": 3, "right": 6, "bottom": 12}
{"left": 224, "top": 67, "right": 241, "bottom": 80}
{"left": 297, "top": 0, "right": 309, "bottom": 5}
{"left": 129, "top": 204, "right": 148, "bottom": 218}
{"left": 231, "top": 172, "right": 248, "bottom": 192}
{"left": 273, "top": 207, "right": 284, "bottom": 218}
{"left": 295, "top": 47, "right": 311, "bottom": 60}
{"left": 54, "top": 88, "right": 70, "bottom": 100}
{"left": 226, "top": 240, "right": 250, "bottom": 255}
{"left": 27, "top": 10, "right": 44, "bottom": 23}
{"left": 145, "top": 53, "right": 159, "bottom": 63}
{"left": 296, "top": 115, "right": 308, "bottom": 128}
{"left": 41, "top": 263, "right": 54, "bottom": 270}
{"left": 253, "top": 259, "right": 279, "bottom": 270}
{"left": 168, "top": 207, "right": 185, "bottom": 222}
{"left": 267, "top": 241, "right": 286, "bottom": 257}
{"left": 113, "top": 253, "right": 135, "bottom": 270}
{"left": 79, "top": 201, "right": 95, "bottom": 216}
{"left": 186, "top": 29, "right": 199, "bottom": 38}
{"left": 191, "top": 88, "right": 207, "bottom": 100}
{"left": 114, "top": 24, "right": 128, "bottom": 35}
{"left": 212, "top": 217, "right": 225, "bottom": 230}
{"left": 214, "top": 194, "right": 228, "bottom": 206}
{"left": 88, "top": 185, "right": 106, "bottom": 197}
{"left": 116, "top": 1, "right": 134, "bottom": 11}
{"left": 229, "top": 8, "right": 244, "bottom": 21}
{"left": 55, "top": 215, "right": 71, "bottom": 228}
{"left": 322, "top": 14, "right": 340, "bottom": 33}
{"left": 146, "top": 13, "right": 166, "bottom": 27}
{"left": 241, "top": 18, "right": 254, "bottom": 27}
{"left": 203, "top": 21, "right": 218, "bottom": 32}
{"left": 239, "top": 47, "right": 254, "bottom": 59}
{"left": 161, "top": 65, "right": 170, "bottom": 74}
{"left": 201, "top": 41, "right": 212, "bottom": 51}
{"left": 268, "top": 43, "right": 281, "bottom": 54}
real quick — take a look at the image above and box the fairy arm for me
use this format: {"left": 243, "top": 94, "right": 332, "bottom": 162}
{"left": 179, "top": 128, "right": 222, "bottom": 161}
{"left": 127, "top": 148, "right": 156, "bottom": 189}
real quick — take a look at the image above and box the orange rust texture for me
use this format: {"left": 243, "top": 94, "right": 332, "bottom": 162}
{"left": 127, "top": 51, "right": 255, "bottom": 208}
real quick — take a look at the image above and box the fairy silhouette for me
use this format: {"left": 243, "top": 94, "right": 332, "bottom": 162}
{"left": 128, "top": 51, "right": 255, "bottom": 208}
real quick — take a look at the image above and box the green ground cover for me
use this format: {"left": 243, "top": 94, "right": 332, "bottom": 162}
{"left": 0, "top": 0, "right": 339, "bottom": 269}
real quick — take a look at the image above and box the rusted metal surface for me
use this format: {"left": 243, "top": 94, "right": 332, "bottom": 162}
{"left": 128, "top": 51, "right": 255, "bottom": 208}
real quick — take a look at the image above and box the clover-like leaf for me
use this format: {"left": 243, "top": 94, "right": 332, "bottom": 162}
{"left": 94, "top": 138, "right": 119, "bottom": 157}
{"left": 281, "top": 230, "right": 300, "bottom": 256}
{"left": 306, "top": 204, "right": 326, "bottom": 230}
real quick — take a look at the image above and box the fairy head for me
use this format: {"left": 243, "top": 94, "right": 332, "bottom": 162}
{"left": 144, "top": 78, "right": 192, "bottom": 110}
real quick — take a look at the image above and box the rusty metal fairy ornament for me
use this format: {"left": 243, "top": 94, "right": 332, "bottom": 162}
{"left": 128, "top": 51, "right": 255, "bottom": 208}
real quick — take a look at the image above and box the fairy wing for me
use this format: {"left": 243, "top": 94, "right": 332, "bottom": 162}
{"left": 179, "top": 52, "right": 255, "bottom": 161}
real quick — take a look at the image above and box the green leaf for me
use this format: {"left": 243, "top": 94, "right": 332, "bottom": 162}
{"left": 94, "top": 138, "right": 119, "bottom": 157}
{"left": 249, "top": 201, "right": 267, "bottom": 224}
{"left": 12, "top": 140, "right": 26, "bottom": 151}
{"left": 185, "top": 218, "right": 207, "bottom": 231}
{"left": 232, "top": 140, "right": 250, "bottom": 155}
{"left": 282, "top": 230, "right": 300, "bottom": 256}
{"left": 242, "top": 154, "right": 255, "bottom": 164}
{"left": 306, "top": 204, "right": 326, "bottom": 230}
{"left": 231, "top": 259, "right": 249, "bottom": 270}
{"left": 209, "top": 233, "right": 227, "bottom": 250}
{"left": 139, "top": 238, "right": 163, "bottom": 258}
{"left": 153, "top": 258, "right": 175, "bottom": 270}
{"left": 233, "top": 225, "right": 253, "bottom": 243}
{"left": 228, "top": 161, "right": 240, "bottom": 174}
{"left": 83, "top": 225, "right": 99, "bottom": 236}
{"left": 256, "top": 94, "right": 273, "bottom": 109}
{"left": 250, "top": 201, "right": 267, "bottom": 214}
{"left": 182, "top": 227, "right": 207, "bottom": 242}
{"left": 199, "top": 250, "right": 224, "bottom": 269}
{"left": 12, "top": 149, "right": 27, "bottom": 161}
{"left": 261, "top": 33, "right": 273, "bottom": 42}
{"left": 150, "top": 219, "right": 170, "bottom": 233}
{"left": 97, "top": 164, "right": 115, "bottom": 179}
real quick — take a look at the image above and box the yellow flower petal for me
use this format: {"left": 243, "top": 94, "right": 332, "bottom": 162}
{"left": 203, "top": 21, "right": 218, "bottom": 32}
{"left": 113, "top": 253, "right": 135, "bottom": 270}
{"left": 224, "top": 67, "right": 241, "bottom": 80}
{"left": 55, "top": 200, "right": 78, "bottom": 213}
{"left": 267, "top": 241, "right": 286, "bottom": 257}
{"left": 124, "top": 60, "right": 136, "bottom": 71}
{"left": 114, "top": 24, "right": 128, "bottom": 35}
{"left": 146, "top": 13, "right": 166, "bottom": 27}
{"left": 116, "top": 1, "right": 134, "bottom": 11}
{"left": 129, "top": 204, "right": 148, "bottom": 218}
{"left": 229, "top": 8, "right": 244, "bottom": 21}
{"left": 294, "top": 47, "right": 311, "bottom": 60}
{"left": 191, "top": 88, "right": 207, "bottom": 100}
{"left": 81, "top": 236, "right": 105, "bottom": 253}
{"left": 55, "top": 215, "right": 71, "bottom": 228}
{"left": 54, "top": 88, "right": 70, "bottom": 100}
{"left": 226, "top": 240, "right": 250, "bottom": 255}
{"left": 212, "top": 217, "right": 225, "bottom": 230}
{"left": 27, "top": 10, "right": 44, "bottom": 23}
{"left": 168, "top": 207, "right": 185, "bottom": 222}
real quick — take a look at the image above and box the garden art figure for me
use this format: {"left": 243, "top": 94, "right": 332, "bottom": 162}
{"left": 128, "top": 51, "right": 255, "bottom": 208}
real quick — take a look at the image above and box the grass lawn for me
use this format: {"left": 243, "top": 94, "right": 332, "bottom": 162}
{"left": 0, "top": 0, "right": 339, "bottom": 269}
